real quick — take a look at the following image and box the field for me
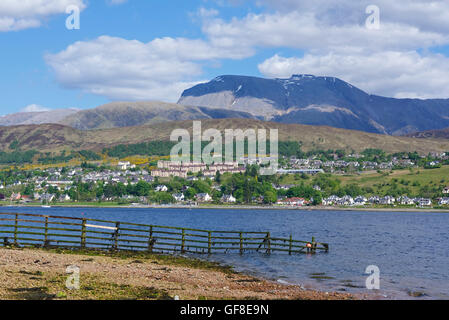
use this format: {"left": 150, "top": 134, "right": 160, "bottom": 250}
{"left": 279, "top": 165, "right": 449, "bottom": 198}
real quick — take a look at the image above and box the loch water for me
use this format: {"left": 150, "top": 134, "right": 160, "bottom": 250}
{"left": 2, "top": 206, "right": 448, "bottom": 299}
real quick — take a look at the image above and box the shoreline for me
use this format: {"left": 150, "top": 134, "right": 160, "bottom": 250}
{"left": 2, "top": 203, "right": 449, "bottom": 213}
{"left": 0, "top": 247, "right": 362, "bottom": 300}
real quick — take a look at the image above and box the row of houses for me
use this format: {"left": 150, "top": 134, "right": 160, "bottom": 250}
{"left": 322, "top": 195, "right": 433, "bottom": 207}
{"left": 9, "top": 192, "right": 71, "bottom": 203}
{"left": 287, "top": 158, "right": 416, "bottom": 171}
{"left": 170, "top": 192, "right": 236, "bottom": 203}
{"left": 276, "top": 197, "right": 309, "bottom": 206}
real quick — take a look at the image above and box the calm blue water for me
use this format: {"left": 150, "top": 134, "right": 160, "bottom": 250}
{"left": 1, "top": 206, "right": 448, "bottom": 299}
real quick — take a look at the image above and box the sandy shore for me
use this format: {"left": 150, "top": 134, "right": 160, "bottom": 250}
{"left": 0, "top": 247, "right": 363, "bottom": 300}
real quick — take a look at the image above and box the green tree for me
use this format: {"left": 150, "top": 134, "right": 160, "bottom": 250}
{"left": 263, "top": 190, "right": 277, "bottom": 204}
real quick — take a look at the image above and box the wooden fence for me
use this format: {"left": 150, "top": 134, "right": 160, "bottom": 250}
{"left": 0, "top": 212, "right": 329, "bottom": 255}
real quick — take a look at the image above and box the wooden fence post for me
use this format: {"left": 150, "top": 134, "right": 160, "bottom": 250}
{"left": 289, "top": 234, "right": 292, "bottom": 255}
{"left": 239, "top": 232, "right": 243, "bottom": 254}
{"left": 113, "top": 222, "right": 120, "bottom": 251}
{"left": 266, "top": 232, "right": 271, "bottom": 255}
{"left": 148, "top": 225, "right": 154, "bottom": 252}
{"left": 208, "top": 231, "right": 212, "bottom": 254}
{"left": 14, "top": 214, "right": 18, "bottom": 246}
{"left": 44, "top": 216, "right": 49, "bottom": 247}
{"left": 0, "top": 212, "right": 323, "bottom": 256}
{"left": 181, "top": 229, "right": 185, "bottom": 253}
{"left": 81, "top": 219, "right": 86, "bottom": 249}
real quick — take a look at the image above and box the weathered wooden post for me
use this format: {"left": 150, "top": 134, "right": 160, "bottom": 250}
{"left": 14, "top": 214, "right": 18, "bottom": 246}
{"left": 266, "top": 232, "right": 271, "bottom": 255}
{"left": 181, "top": 228, "right": 186, "bottom": 253}
{"left": 239, "top": 232, "right": 243, "bottom": 255}
{"left": 44, "top": 216, "right": 49, "bottom": 248}
{"left": 113, "top": 222, "right": 120, "bottom": 251}
{"left": 289, "top": 234, "right": 292, "bottom": 255}
{"left": 208, "top": 231, "right": 212, "bottom": 254}
{"left": 81, "top": 218, "right": 86, "bottom": 249}
{"left": 148, "top": 225, "right": 154, "bottom": 252}
{"left": 312, "top": 236, "right": 316, "bottom": 253}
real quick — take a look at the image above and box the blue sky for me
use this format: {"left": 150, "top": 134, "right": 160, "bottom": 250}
{"left": 2, "top": 0, "right": 449, "bottom": 114}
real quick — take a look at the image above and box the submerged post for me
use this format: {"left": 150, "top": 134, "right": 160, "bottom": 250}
{"left": 181, "top": 228, "right": 186, "bottom": 253}
{"left": 239, "top": 232, "right": 243, "bottom": 255}
{"left": 289, "top": 234, "right": 292, "bottom": 255}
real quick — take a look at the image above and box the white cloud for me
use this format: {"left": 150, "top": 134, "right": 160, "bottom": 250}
{"left": 258, "top": 0, "right": 449, "bottom": 34}
{"left": 21, "top": 104, "right": 51, "bottom": 112}
{"left": 259, "top": 52, "right": 449, "bottom": 99}
{"left": 45, "top": 35, "right": 249, "bottom": 102}
{"left": 203, "top": 10, "right": 448, "bottom": 54}
{"left": 0, "top": 0, "right": 86, "bottom": 31}
{"left": 42, "top": 0, "right": 449, "bottom": 100}
{"left": 201, "top": 0, "right": 449, "bottom": 98}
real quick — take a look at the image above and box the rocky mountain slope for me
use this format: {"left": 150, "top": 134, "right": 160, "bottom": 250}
{"left": 405, "top": 127, "right": 449, "bottom": 140}
{"left": 0, "top": 109, "right": 78, "bottom": 126}
{"left": 179, "top": 75, "right": 449, "bottom": 135}
{"left": 58, "top": 101, "right": 255, "bottom": 130}
{"left": 0, "top": 102, "right": 255, "bottom": 131}
{"left": 2, "top": 119, "right": 449, "bottom": 154}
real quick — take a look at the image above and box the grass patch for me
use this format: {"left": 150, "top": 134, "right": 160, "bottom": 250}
{"left": 46, "top": 247, "right": 235, "bottom": 274}
{"left": 9, "top": 271, "right": 172, "bottom": 300}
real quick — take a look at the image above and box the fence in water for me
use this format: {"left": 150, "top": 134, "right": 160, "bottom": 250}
{"left": 0, "top": 212, "right": 329, "bottom": 255}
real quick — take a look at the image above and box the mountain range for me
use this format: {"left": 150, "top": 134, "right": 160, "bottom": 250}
{"left": 179, "top": 75, "right": 449, "bottom": 135}
{"left": 3, "top": 74, "right": 449, "bottom": 138}
{"left": 1, "top": 119, "right": 449, "bottom": 154}
{"left": 0, "top": 102, "right": 254, "bottom": 130}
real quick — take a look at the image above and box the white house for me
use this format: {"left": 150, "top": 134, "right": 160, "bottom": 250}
{"left": 221, "top": 195, "right": 236, "bottom": 203}
{"left": 354, "top": 196, "right": 367, "bottom": 206}
{"left": 155, "top": 185, "right": 168, "bottom": 192}
{"left": 118, "top": 161, "right": 136, "bottom": 170}
{"left": 278, "top": 197, "right": 306, "bottom": 206}
{"left": 398, "top": 196, "right": 415, "bottom": 205}
{"left": 59, "top": 194, "right": 71, "bottom": 202}
{"left": 418, "top": 198, "right": 432, "bottom": 207}
{"left": 196, "top": 193, "right": 212, "bottom": 202}
{"left": 337, "top": 196, "right": 354, "bottom": 206}
{"left": 379, "top": 196, "right": 395, "bottom": 205}
{"left": 172, "top": 193, "right": 185, "bottom": 202}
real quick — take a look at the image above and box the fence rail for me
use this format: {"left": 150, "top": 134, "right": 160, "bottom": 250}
{"left": 0, "top": 212, "right": 329, "bottom": 255}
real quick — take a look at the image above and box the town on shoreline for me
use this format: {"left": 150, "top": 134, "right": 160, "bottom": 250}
{"left": 2, "top": 148, "right": 449, "bottom": 210}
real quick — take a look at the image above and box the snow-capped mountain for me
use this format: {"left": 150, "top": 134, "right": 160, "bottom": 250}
{"left": 179, "top": 75, "right": 449, "bottom": 135}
